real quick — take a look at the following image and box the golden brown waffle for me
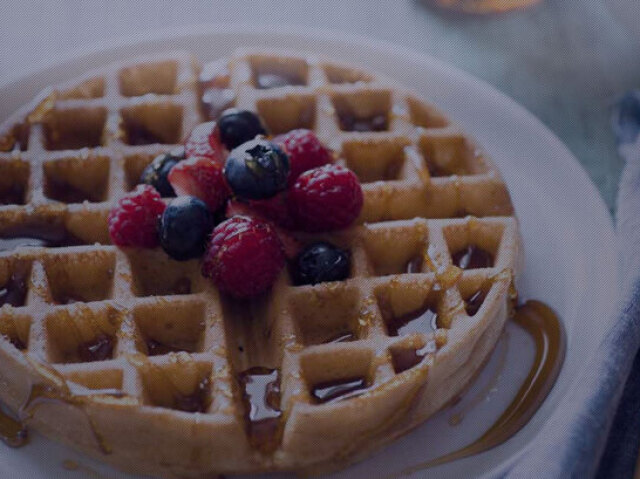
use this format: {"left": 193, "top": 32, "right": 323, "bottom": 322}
{"left": 0, "top": 48, "right": 520, "bottom": 478}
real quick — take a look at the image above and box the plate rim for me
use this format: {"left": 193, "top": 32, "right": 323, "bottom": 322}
{"left": 0, "top": 24, "right": 619, "bottom": 478}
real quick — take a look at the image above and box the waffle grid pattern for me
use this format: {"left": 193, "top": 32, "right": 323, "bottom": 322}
{"left": 0, "top": 49, "right": 519, "bottom": 476}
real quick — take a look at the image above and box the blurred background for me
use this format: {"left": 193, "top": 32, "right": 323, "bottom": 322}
{"left": 0, "top": 0, "right": 637, "bottom": 210}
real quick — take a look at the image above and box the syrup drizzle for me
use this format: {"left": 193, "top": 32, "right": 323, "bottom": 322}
{"left": 0, "top": 358, "right": 131, "bottom": 452}
{"left": 338, "top": 112, "right": 388, "bottom": 132}
{"left": 465, "top": 287, "right": 488, "bottom": 316}
{"left": 0, "top": 184, "right": 26, "bottom": 205}
{"left": 311, "top": 376, "right": 369, "bottom": 404}
{"left": 387, "top": 304, "right": 438, "bottom": 337}
{"left": 0, "top": 404, "right": 27, "bottom": 448}
{"left": 391, "top": 348, "right": 426, "bottom": 374}
{"left": 452, "top": 245, "right": 494, "bottom": 270}
{"left": 0, "top": 262, "right": 30, "bottom": 307}
{"left": 405, "top": 256, "right": 423, "bottom": 274}
{"left": 400, "top": 299, "right": 566, "bottom": 474}
{"left": 145, "top": 338, "right": 191, "bottom": 356}
{"left": 326, "top": 331, "right": 356, "bottom": 344}
{"left": 0, "top": 222, "right": 85, "bottom": 252}
{"left": 0, "top": 300, "right": 564, "bottom": 471}
{"left": 237, "top": 367, "right": 282, "bottom": 452}
{"left": 76, "top": 335, "right": 114, "bottom": 363}
{"left": 255, "top": 71, "right": 303, "bottom": 90}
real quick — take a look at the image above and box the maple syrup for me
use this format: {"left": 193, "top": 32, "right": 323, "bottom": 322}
{"left": 391, "top": 348, "right": 426, "bottom": 374}
{"left": 426, "top": 160, "right": 450, "bottom": 178}
{"left": 77, "top": 335, "right": 114, "bottom": 363}
{"left": 0, "top": 405, "right": 27, "bottom": 448}
{"left": 45, "top": 177, "right": 93, "bottom": 204}
{"left": 7, "top": 366, "right": 128, "bottom": 454}
{"left": 0, "top": 222, "right": 85, "bottom": 252}
{"left": 452, "top": 245, "right": 494, "bottom": 269}
{"left": 465, "top": 288, "right": 488, "bottom": 316}
{"left": 237, "top": 367, "right": 282, "bottom": 451}
{"left": 337, "top": 112, "right": 388, "bottom": 132}
{"left": 311, "top": 376, "right": 369, "bottom": 404}
{"left": 8, "top": 336, "right": 26, "bottom": 351}
{"left": 0, "top": 263, "right": 29, "bottom": 307}
{"left": 387, "top": 304, "right": 438, "bottom": 337}
{"left": 254, "top": 71, "right": 304, "bottom": 90}
{"left": 125, "top": 124, "right": 162, "bottom": 146}
{"left": 400, "top": 299, "right": 566, "bottom": 474}
{"left": 326, "top": 331, "right": 356, "bottom": 343}
{"left": 145, "top": 338, "right": 191, "bottom": 356}
{"left": 0, "top": 184, "right": 26, "bottom": 205}
{"left": 53, "top": 291, "right": 90, "bottom": 305}
{"left": 405, "top": 256, "right": 423, "bottom": 274}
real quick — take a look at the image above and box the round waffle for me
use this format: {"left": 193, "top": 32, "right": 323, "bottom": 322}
{"left": 0, "top": 48, "right": 521, "bottom": 477}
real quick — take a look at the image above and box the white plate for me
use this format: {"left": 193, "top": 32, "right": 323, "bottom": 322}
{"left": 0, "top": 26, "right": 618, "bottom": 479}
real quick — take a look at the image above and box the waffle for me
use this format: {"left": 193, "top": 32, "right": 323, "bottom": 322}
{"left": 0, "top": 48, "right": 521, "bottom": 477}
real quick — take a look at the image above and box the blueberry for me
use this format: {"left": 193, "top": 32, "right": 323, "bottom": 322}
{"left": 159, "top": 196, "right": 214, "bottom": 261}
{"left": 139, "top": 147, "right": 185, "bottom": 197}
{"left": 217, "top": 109, "right": 267, "bottom": 149}
{"left": 224, "top": 139, "right": 289, "bottom": 200}
{"left": 293, "top": 242, "right": 350, "bottom": 285}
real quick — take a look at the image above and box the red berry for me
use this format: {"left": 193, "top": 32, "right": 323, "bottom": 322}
{"left": 250, "top": 192, "right": 296, "bottom": 229}
{"left": 108, "top": 185, "right": 166, "bottom": 248}
{"left": 202, "top": 216, "right": 285, "bottom": 298}
{"left": 185, "top": 122, "right": 225, "bottom": 165}
{"left": 289, "top": 165, "right": 363, "bottom": 232}
{"left": 274, "top": 129, "right": 332, "bottom": 186}
{"left": 225, "top": 199, "right": 301, "bottom": 259}
{"left": 168, "top": 157, "right": 230, "bottom": 211}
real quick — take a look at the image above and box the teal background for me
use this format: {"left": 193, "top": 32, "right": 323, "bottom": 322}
{"left": 0, "top": 0, "right": 638, "bottom": 210}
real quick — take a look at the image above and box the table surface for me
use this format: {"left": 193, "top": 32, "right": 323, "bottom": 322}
{"left": 0, "top": 0, "right": 638, "bottom": 211}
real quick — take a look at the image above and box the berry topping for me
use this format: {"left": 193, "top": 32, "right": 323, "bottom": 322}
{"left": 185, "top": 121, "right": 225, "bottom": 165}
{"left": 202, "top": 216, "right": 285, "bottom": 298}
{"left": 273, "top": 129, "right": 333, "bottom": 185}
{"left": 249, "top": 193, "right": 296, "bottom": 229}
{"left": 289, "top": 164, "right": 363, "bottom": 232}
{"left": 217, "top": 109, "right": 267, "bottom": 150}
{"left": 108, "top": 185, "right": 166, "bottom": 248}
{"left": 168, "top": 157, "right": 230, "bottom": 212}
{"left": 139, "top": 147, "right": 185, "bottom": 197}
{"left": 159, "top": 196, "right": 214, "bottom": 261}
{"left": 225, "top": 199, "right": 301, "bottom": 259}
{"left": 224, "top": 139, "right": 290, "bottom": 201}
{"left": 292, "top": 242, "right": 350, "bottom": 286}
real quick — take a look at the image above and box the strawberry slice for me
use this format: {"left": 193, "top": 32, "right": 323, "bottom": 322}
{"left": 184, "top": 121, "right": 226, "bottom": 165}
{"left": 225, "top": 199, "right": 301, "bottom": 259}
{"left": 168, "top": 157, "right": 230, "bottom": 212}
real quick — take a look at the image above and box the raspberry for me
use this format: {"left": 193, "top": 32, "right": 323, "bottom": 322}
{"left": 289, "top": 165, "right": 363, "bottom": 232}
{"left": 108, "top": 185, "right": 166, "bottom": 248}
{"left": 225, "top": 199, "right": 301, "bottom": 259}
{"left": 202, "top": 216, "right": 285, "bottom": 298}
{"left": 168, "top": 157, "right": 230, "bottom": 211}
{"left": 185, "top": 122, "right": 225, "bottom": 165}
{"left": 250, "top": 193, "right": 296, "bottom": 229}
{"left": 273, "top": 129, "right": 332, "bottom": 185}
